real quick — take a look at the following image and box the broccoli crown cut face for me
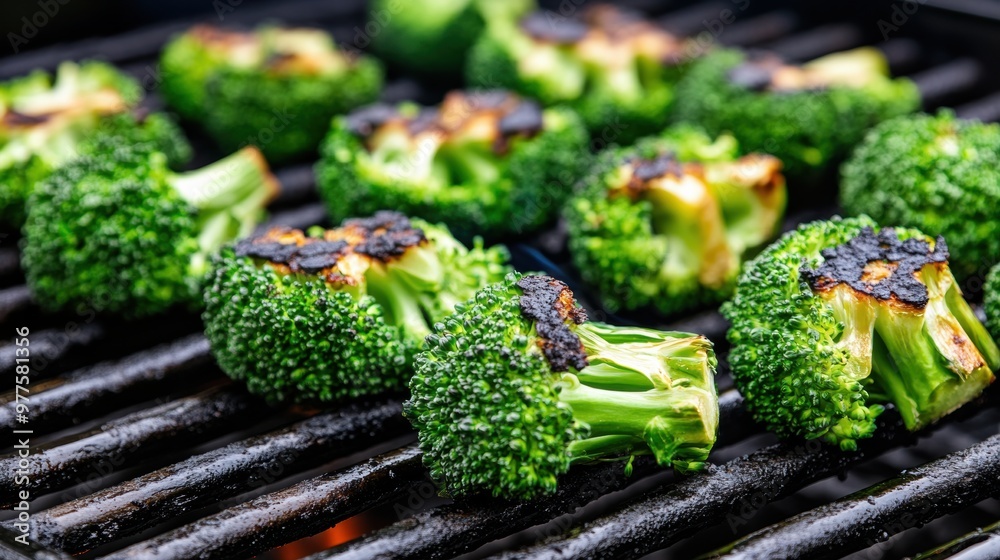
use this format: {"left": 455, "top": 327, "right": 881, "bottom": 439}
{"left": 673, "top": 48, "right": 921, "bottom": 177}
{"left": 204, "top": 211, "right": 512, "bottom": 404}
{"left": 405, "top": 272, "right": 718, "bottom": 499}
{"left": 840, "top": 110, "right": 1000, "bottom": 281}
{"left": 724, "top": 217, "right": 1000, "bottom": 450}
{"left": 316, "top": 91, "right": 589, "bottom": 240}
{"left": 182, "top": 24, "right": 352, "bottom": 76}
{"left": 566, "top": 129, "right": 786, "bottom": 316}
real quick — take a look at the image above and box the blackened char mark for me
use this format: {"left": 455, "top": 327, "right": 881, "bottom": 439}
{"left": 516, "top": 275, "right": 588, "bottom": 372}
{"left": 800, "top": 227, "right": 949, "bottom": 308}
{"left": 236, "top": 230, "right": 351, "bottom": 273}
{"left": 499, "top": 100, "right": 544, "bottom": 137}
{"left": 2, "top": 110, "right": 50, "bottom": 127}
{"left": 520, "top": 12, "right": 588, "bottom": 44}
{"left": 344, "top": 104, "right": 400, "bottom": 137}
{"left": 345, "top": 210, "right": 427, "bottom": 260}
{"left": 632, "top": 153, "right": 683, "bottom": 182}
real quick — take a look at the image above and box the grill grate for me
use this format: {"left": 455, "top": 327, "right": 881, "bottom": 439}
{"left": 2, "top": 1, "right": 1000, "bottom": 559}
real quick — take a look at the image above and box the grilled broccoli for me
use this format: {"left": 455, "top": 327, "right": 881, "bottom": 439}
{"left": 370, "top": 0, "right": 533, "bottom": 75}
{"left": 467, "top": 4, "right": 692, "bottom": 143}
{"left": 565, "top": 125, "right": 786, "bottom": 316}
{"left": 841, "top": 111, "right": 1000, "bottom": 281}
{"left": 0, "top": 61, "right": 190, "bottom": 225}
{"left": 673, "top": 48, "right": 920, "bottom": 178}
{"left": 987, "top": 265, "right": 1000, "bottom": 342}
{"left": 315, "top": 90, "right": 589, "bottom": 240}
{"left": 723, "top": 216, "right": 1000, "bottom": 451}
{"left": 203, "top": 211, "right": 511, "bottom": 404}
{"left": 160, "top": 25, "right": 383, "bottom": 162}
{"left": 405, "top": 273, "right": 718, "bottom": 499}
{"left": 22, "top": 145, "right": 278, "bottom": 318}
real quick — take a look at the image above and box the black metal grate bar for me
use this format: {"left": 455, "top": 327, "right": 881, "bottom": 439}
{"left": 312, "top": 392, "right": 755, "bottom": 560}
{"left": 916, "top": 521, "right": 1000, "bottom": 560}
{"left": 0, "top": 387, "right": 266, "bottom": 506}
{"left": 707, "top": 434, "right": 1000, "bottom": 559}
{"left": 100, "top": 445, "right": 426, "bottom": 560}
{"left": 718, "top": 11, "right": 799, "bottom": 47}
{"left": 910, "top": 58, "right": 984, "bottom": 107}
{"left": 31, "top": 400, "right": 409, "bottom": 553}
{"left": 764, "top": 23, "right": 864, "bottom": 61}
{"left": 0, "top": 285, "right": 32, "bottom": 324}
{"left": 0, "top": 335, "right": 212, "bottom": 434}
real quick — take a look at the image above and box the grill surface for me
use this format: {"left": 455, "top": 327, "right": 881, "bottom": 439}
{"left": 2, "top": 1, "right": 1000, "bottom": 559}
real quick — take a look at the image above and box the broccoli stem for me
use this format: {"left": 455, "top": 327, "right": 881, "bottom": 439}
{"left": 363, "top": 259, "right": 436, "bottom": 343}
{"left": 562, "top": 322, "right": 718, "bottom": 471}
{"left": 832, "top": 266, "right": 998, "bottom": 431}
{"left": 171, "top": 147, "right": 278, "bottom": 276}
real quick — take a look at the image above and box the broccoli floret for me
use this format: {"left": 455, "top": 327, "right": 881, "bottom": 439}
{"left": 988, "top": 265, "right": 1000, "bottom": 342}
{"left": 565, "top": 125, "right": 786, "bottom": 316}
{"left": 371, "top": 0, "right": 533, "bottom": 75}
{"left": 841, "top": 111, "right": 1000, "bottom": 281}
{"left": 466, "top": 5, "right": 691, "bottom": 144}
{"left": 203, "top": 211, "right": 511, "bottom": 404}
{"left": 404, "top": 272, "right": 718, "bottom": 499}
{"left": 673, "top": 48, "right": 920, "bottom": 178}
{"left": 160, "top": 25, "right": 383, "bottom": 162}
{"left": 22, "top": 145, "right": 278, "bottom": 318}
{"left": 0, "top": 61, "right": 189, "bottom": 225}
{"left": 723, "top": 216, "right": 1000, "bottom": 451}
{"left": 315, "top": 90, "right": 589, "bottom": 241}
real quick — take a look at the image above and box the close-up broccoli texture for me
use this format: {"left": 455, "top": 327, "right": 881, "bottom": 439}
{"left": 160, "top": 24, "right": 383, "bottom": 162}
{"left": 673, "top": 48, "right": 920, "bottom": 178}
{"left": 467, "top": 4, "right": 692, "bottom": 143}
{"left": 987, "top": 264, "right": 1000, "bottom": 342}
{"left": 841, "top": 111, "right": 1000, "bottom": 281}
{"left": 405, "top": 272, "right": 718, "bottom": 500}
{"left": 370, "top": 0, "right": 533, "bottom": 75}
{"left": 316, "top": 90, "right": 589, "bottom": 240}
{"left": 565, "top": 126, "right": 786, "bottom": 316}
{"left": 724, "top": 216, "right": 1000, "bottom": 451}
{"left": 0, "top": 61, "right": 190, "bottom": 225}
{"left": 203, "top": 211, "right": 511, "bottom": 404}
{"left": 22, "top": 144, "right": 278, "bottom": 318}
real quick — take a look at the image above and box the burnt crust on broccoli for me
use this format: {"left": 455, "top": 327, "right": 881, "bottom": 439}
{"left": 344, "top": 91, "right": 544, "bottom": 154}
{"left": 343, "top": 210, "right": 428, "bottom": 259}
{"left": 516, "top": 275, "right": 588, "bottom": 372}
{"left": 631, "top": 153, "right": 684, "bottom": 183}
{"left": 800, "top": 226, "right": 949, "bottom": 309}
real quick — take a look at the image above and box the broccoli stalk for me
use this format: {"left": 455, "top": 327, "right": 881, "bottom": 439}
{"left": 203, "top": 212, "right": 511, "bottom": 404}
{"left": 724, "top": 217, "right": 1000, "bottom": 450}
{"left": 405, "top": 273, "right": 718, "bottom": 499}
{"left": 22, "top": 146, "right": 276, "bottom": 318}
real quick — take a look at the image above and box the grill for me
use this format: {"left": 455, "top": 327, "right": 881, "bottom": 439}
{"left": 2, "top": 1, "right": 1000, "bottom": 559}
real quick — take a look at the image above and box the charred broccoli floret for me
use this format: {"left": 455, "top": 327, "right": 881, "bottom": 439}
{"left": 316, "top": 90, "right": 589, "bottom": 240}
{"left": 203, "top": 211, "right": 511, "bottom": 404}
{"left": 467, "top": 4, "right": 693, "bottom": 143}
{"left": 22, "top": 145, "right": 278, "bottom": 318}
{"left": 673, "top": 48, "right": 920, "bottom": 178}
{"left": 405, "top": 273, "right": 718, "bottom": 499}
{"left": 370, "top": 0, "right": 533, "bottom": 75}
{"left": 160, "top": 25, "right": 383, "bottom": 162}
{"left": 841, "top": 111, "right": 1000, "bottom": 281}
{"left": 565, "top": 126, "right": 786, "bottom": 316}
{"left": 723, "top": 216, "right": 1000, "bottom": 451}
{"left": 0, "top": 61, "right": 190, "bottom": 225}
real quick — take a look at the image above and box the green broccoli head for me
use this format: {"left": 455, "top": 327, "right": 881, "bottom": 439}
{"left": 316, "top": 90, "right": 589, "bottom": 241}
{"left": 405, "top": 272, "right": 718, "bottom": 500}
{"left": 467, "top": 5, "right": 691, "bottom": 144}
{"left": 673, "top": 48, "right": 920, "bottom": 178}
{"left": 987, "top": 265, "right": 1000, "bottom": 342}
{"left": 841, "top": 111, "right": 1000, "bottom": 281}
{"left": 160, "top": 25, "right": 383, "bottom": 162}
{"left": 371, "top": 0, "right": 533, "bottom": 75}
{"left": 723, "top": 216, "right": 1000, "bottom": 451}
{"left": 22, "top": 145, "right": 277, "bottom": 318}
{"left": 565, "top": 125, "right": 786, "bottom": 316}
{"left": 0, "top": 61, "right": 183, "bottom": 225}
{"left": 203, "top": 211, "right": 511, "bottom": 404}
